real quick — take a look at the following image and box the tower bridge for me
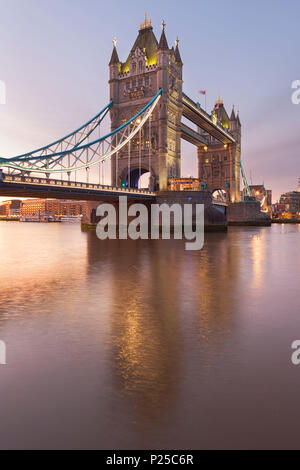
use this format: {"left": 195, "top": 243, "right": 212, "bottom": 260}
{"left": 108, "top": 16, "right": 241, "bottom": 202}
{"left": 0, "top": 16, "right": 244, "bottom": 211}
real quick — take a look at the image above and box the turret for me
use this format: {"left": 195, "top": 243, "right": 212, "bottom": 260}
{"left": 157, "top": 21, "right": 169, "bottom": 71}
{"left": 109, "top": 40, "right": 120, "bottom": 67}
{"left": 108, "top": 37, "right": 121, "bottom": 141}
{"left": 174, "top": 37, "right": 183, "bottom": 66}
{"left": 156, "top": 20, "right": 170, "bottom": 103}
{"left": 229, "top": 105, "right": 236, "bottom": 132}
{"left": 109, "top": 38, "right": 120, "bottom": 76}
{"left": 156, "top": 21, "right": 170, "bottom": 189}
{"left": 213, "top": 97, "right": 230, "bottom": 129}
{"left": 230, "top": 105, "right": 236, "bottom": 121}
{"left": 158, "top": 21, "right": 169, "bottom": 51}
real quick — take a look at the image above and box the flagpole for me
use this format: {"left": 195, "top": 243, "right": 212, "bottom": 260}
{"left": 199, "top": 90, "right": 207, "bottom": 112}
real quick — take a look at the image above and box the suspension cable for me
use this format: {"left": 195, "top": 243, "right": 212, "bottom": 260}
{"left": 139, "top": 128, "right": 142, "bottom": 189}
{"left": 149, "top": 115, "right": 152, "bottom": 189}
{"left": 0, "top": 91, "right": 162, "bottom": 177}
{"left": 128, "top": 137, "right": 131, "bottom": 188}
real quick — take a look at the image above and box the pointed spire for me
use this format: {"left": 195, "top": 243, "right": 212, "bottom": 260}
{"left": 158, "top": 20, "right": 169, "bottom": 50}
{"left": 174, "top": 37, "right": 183, "bottom": 64}
{"left": 109, "top": 37, "right": 120, "bottom": 66}
{"left": 236, "top": 111, "right": 241, "bottom": 127}
{"left": 230, "top": 105, "right": 236, "bottom": 121}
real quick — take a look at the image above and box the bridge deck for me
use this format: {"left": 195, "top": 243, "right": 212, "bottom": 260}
{"left": 0, "top": 174, "right": 156, "bottom": 202}
{"left": 181, "top": 123, "right": 208, "bottom": 147}
{"left": 0, "top": 173, "right": 228, "bottom": 207}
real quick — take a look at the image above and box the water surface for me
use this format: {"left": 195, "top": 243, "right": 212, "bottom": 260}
{"left": 0, "top": 222, "right": 299, "bottom": 449}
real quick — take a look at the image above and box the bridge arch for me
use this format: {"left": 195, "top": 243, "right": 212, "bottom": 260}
{"left": 120, "top": 166, "right": 157, "bottom": 190}
{"left": 212, "top": 188, "right": 228, "bottom": 203}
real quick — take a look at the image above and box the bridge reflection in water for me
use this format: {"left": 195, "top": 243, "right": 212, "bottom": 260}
{"left": 85, "top": 232, "right": 240, "bottom": 423}
{"left": 0, "top": 223, "right": 299, "bottom": 449}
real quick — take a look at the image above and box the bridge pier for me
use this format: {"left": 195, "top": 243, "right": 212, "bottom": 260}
{"left": 156, "top": 191, "right": 227, "bottom": 232}
{"left": 81, "top": 199, "right": 153, "bottom": 232}
{"left": 227, "top": 201, "right": 271, "bottom": 226}
{"left": 81, "top": 193, "right": 227, "bottom": 233}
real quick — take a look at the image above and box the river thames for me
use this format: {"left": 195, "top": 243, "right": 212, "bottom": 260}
{"left": 0, "top": 222, "right": 299, "bottom": 449}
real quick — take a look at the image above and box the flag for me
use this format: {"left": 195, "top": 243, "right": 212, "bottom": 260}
{"left": 199, "top": 90, "right": 206, "bottom": 95}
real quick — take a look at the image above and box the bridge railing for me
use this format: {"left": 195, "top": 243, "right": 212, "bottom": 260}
{"left": 0, "top": 172, "right": 155, "bottom": 196}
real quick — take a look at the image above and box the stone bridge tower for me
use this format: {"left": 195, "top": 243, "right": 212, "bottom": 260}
{"left": 109, "top": 16, "right": 183, "bottom": 190}
{"left": 197, "top": 99, "right": 241, "bottom": 203}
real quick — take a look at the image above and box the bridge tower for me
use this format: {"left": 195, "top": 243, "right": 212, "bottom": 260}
{"left": 109, "top": 16, "right": 183, "bottom": 190}
{"left": 197, "top": 100, "right": 241, "bottom": 203}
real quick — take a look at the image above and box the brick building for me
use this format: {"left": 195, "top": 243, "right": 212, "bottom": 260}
{"left": 0, "top": 200, "right": 22, "bottom": 217}
{"left": 20, "top": 199, "right": 85, "bottom": 218}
